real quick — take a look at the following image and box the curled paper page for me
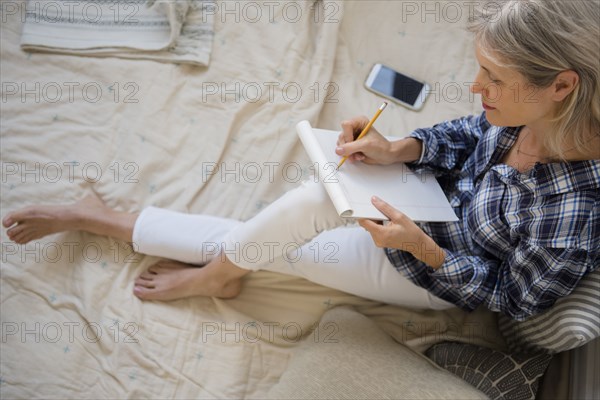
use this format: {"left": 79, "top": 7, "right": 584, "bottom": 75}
{"left": 296, "top": 120, "right": 353, "bottom": 217}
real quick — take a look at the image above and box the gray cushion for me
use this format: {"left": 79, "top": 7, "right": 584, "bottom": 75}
{"left": 426, "top": 342, "right": 552, "bottom": 400}
{"left": 266, "top": 307, "right": 487, "bottom": 400}
{"left": 498, "top": 268, "right": 600, "bottom": 354}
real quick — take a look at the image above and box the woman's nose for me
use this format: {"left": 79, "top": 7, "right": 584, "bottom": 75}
{"left": 470, "top": 80, "right": 483, "bottom": 94}
{"left": 470, "top": 69, "right": 485, "bottom": 94}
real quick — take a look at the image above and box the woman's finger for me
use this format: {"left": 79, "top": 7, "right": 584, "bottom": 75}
{"left": 370, "top": 196, "right": 404, "bottom": 222}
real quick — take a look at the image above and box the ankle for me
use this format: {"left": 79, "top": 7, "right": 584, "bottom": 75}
{"left": 203, "top": 255, "right": 249, "bottom": 287}
{"left": 218, "top": 278, "right": 242, "bottom": 299}
{"left": 218, "top": 253, "right": 250, "bottom": 281}
{"left": 57, "top": 206, "right": 87, "bottom": 231}
{"left": 73, "top": 206, "right": 114, "bottom": 235}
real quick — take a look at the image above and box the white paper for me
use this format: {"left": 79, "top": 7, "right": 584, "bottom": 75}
{"left": 296, "top": 121, "right": 458, "bottom": 222}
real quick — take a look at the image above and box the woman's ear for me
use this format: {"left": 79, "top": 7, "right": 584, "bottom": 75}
{"left": 551, "top": 70, "right": 579, "bottom": 102}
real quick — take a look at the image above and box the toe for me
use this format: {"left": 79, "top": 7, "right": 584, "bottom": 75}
{"left": 147, "top": 264, "right": 163, "bottom": 274}
{"left": 133, "top": 285, "right": 155, "bottom": 300}
{"left": 26, "top": 230, "right": 43, "bottom": 242}
{"left": 2, "top": 214, "right": 14, "bottom": 228}
{"left": 134, "top": 277, "right": 154, "bottom": 288}
{"left": 13, "top": 230, "right": 30, "bottom": 244}
{"left": 19, "top": 232, "right": 36, "bottom": 245}
{"left": 7, "top": 207, "right": 34, "bottom": 222}
{"left": 150, "top": 260, "right": 189, "bottom": 272}
{"left": 7, "top": 224, "right": 25, "bottom": 239}
{"left": 150, "top": 266, "right": 170, "bottom": 275}
{"left": 138, "top": 272, "right": 155, "bottom": 281}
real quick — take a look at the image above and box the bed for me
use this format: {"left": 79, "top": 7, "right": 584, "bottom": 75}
{"left": 0, "top": 1, "right": 545, "bottom": 398}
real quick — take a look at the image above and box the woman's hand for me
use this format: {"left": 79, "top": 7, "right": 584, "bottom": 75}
{"left": 335, "top": 116, "right": 423, "bottom": 165}
{"left": 358, "top": 196, "right": 446, "bottom": 269}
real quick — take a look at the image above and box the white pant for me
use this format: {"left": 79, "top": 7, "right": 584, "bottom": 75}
{"left": 132, "top": 180, "right": 454, "bottom": 310}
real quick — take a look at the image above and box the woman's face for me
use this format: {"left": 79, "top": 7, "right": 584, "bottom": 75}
{"left": 470, "top": 44, "right": 557, "bottom": 128}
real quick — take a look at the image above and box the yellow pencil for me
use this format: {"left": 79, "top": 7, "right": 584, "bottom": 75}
{"left": 337, "top": 102, "right": 388, "bottom": 169}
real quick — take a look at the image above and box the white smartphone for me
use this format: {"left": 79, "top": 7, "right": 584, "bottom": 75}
{"left": 365, "top": 64, "right": 430, "bottom": 111}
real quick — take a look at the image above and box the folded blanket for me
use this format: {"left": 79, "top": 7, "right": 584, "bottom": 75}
{"left": 20, "top": 0, "right": 215, "bottom": 66}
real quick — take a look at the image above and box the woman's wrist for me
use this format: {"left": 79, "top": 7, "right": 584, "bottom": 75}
{"left": 410, "top": 232, "right": 446, "bottom": 270}
{"left": 390, "top": 137, "right": 423, "bottom": 164}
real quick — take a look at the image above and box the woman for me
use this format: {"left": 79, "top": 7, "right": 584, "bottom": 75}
{"left": 3, "top": 0, "right": 599, "bottom": 320}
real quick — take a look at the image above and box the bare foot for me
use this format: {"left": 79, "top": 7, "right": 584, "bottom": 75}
{"left": 133, "top": 259, "right": 245, "bottom": 301}
{"left": 3, "top": 194, "right": 107, "bottom": 244}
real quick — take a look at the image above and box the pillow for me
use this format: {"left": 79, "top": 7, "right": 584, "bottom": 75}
{"left": 426, "top": 342, "right": 552, "bottom": 400}
{"left": 266, "top": 307, "right": 488, "bottom": 400}
{"left": 498, "top": 268, "right": 600, "bottom": 354}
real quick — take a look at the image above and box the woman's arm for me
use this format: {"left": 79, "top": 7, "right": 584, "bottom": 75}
{"left": 408, "top": 112, "right": 490, "bottom": 171}
{"left": 362, "top": 196, "right": 597, "bottom": 321}
{"left": 335, "top": 112, "right": 490, "bottom": 169}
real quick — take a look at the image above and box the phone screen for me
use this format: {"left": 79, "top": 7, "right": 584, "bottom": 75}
{"left": 370, "top": 65, "right": 424, "bottom": 106}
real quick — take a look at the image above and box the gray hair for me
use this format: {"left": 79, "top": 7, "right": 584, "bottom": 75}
{"left": 468, "top": 0, "right": 599, "bottom": 158}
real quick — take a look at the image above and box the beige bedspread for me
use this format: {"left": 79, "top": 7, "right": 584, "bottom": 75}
{"left": 1, "top": 1, "right": 505, "bottom": 398}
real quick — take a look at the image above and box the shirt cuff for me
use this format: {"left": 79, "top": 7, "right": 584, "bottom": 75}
{"left": 401, "top": 136, "right": 426, "bottom": 164}
{"left": 427, "top": 251, "right": 476, "bottom": 287}
{"left": 409, "top": 129, "right": 434, "bottom": 165}
{"left": 417, "top": 138, "right": 426, "bottom": 164}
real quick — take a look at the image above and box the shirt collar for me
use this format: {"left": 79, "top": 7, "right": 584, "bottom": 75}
{"left": 474, "top": 125, "right": 520, "bottom": 179}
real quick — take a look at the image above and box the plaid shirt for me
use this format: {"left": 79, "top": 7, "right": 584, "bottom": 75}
{"left": 385, "top": 112, "right": 600, "bottom": 320}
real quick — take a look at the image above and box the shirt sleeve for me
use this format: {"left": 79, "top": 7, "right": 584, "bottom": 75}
{"left": 408, "top": 112, "right": 490, "bottom": 172}
{"left": 430, "top": 242, "right": 595, "bottom": 321}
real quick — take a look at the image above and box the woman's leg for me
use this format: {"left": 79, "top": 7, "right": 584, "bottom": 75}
{"left": 3, "top": 195, "right": 137, "bottom": 244}
{"left": 218, "top": 179, "right": 347, "bottom": 270}
{"left": 131, "top": 179, "right": 349, "bottom": 300}
{"left": 2, "top": 194, "right": 244, "bottom": 265}
{"left": 131, "top": 206, "right": 241, "bottom": 265}
{"left": 129, "top": 208, "right": 248, "bottom": 300}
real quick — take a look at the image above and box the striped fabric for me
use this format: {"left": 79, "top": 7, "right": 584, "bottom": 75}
{"left": 498, "top": 268, "right": 600, "bottom": 354}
